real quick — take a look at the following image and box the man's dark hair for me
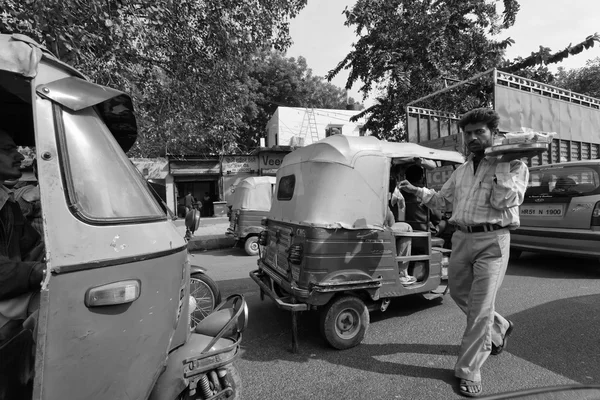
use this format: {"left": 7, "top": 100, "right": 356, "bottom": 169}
{"left": 405, "top": 165, "right": 424, "bottom": 184}
{"left": 458, "top": 108, "right": 500, "bottom": 132}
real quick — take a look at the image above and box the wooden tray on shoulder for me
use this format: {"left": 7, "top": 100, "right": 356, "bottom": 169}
{"left": 485, "top": 142, "right": 549, "bottom": 157}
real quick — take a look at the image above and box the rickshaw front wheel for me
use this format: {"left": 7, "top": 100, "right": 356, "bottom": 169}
{"left": 244, "top": 236, "right": 260, "bottom": 256}
{"left": 320, "top": 295, "right": 369, "bottom": 350}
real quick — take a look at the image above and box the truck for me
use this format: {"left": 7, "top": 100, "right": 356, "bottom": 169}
{"left": 405, "top": 69, "right": 600, "bottom": 166}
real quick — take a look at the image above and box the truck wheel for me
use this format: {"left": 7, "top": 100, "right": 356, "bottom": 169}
{"left": 244, "top": 236, "right": 259, "bottom": 256}
{"left": 189, "top": 273, "right": 222, "bottom": 329}
{"left": 320, "top": 295, "right": 369, "bottom": 350}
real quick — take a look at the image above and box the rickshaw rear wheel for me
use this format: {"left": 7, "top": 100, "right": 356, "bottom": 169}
{"left": 320, "top": 295, "right": 369, "bottom": 350}
{"left": 244, "top": 236, "right": 259, "bottom": 256}
{"left": 190, "top": 273, "right": 222, "bottom": 329}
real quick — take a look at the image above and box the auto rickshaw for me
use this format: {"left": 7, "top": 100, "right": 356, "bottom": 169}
{"left": 226, "top": 176, "right": 276, "bottom": 256}
{"left": 0, "top": 33, "right": 247, "bottom": 399}
{"left": 249, "top": 135, "right": 464, "bottom": 352}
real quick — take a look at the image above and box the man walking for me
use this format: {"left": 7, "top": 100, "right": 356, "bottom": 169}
{"left": 399, "top": 108, "right": 529, "bottom": 397}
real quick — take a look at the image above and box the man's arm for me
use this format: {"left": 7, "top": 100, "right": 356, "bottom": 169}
{"left": 413, "top": 169, "right": 457, "bottom": 210}
{"left": 491, "top": 160, "right": 529, "bottom": 210}
{"left": 0, "top": 257, "right": 44, "bottom": 300}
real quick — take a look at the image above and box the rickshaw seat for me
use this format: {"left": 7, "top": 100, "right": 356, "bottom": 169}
{"left": 431, "top": 237, "right": 445, "bottom": 248}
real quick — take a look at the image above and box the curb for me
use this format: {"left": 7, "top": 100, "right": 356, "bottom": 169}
{"left": 188, "top": 234, "right": 236, "bottom": 252}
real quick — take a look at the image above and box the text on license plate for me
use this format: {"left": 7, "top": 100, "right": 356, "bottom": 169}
{"left": 520, "top": 204, "right": 564, "bottom": 217}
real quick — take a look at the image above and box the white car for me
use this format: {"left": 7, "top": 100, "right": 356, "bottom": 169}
{"left": 511, "top": 160, "right": 600, "bottom": 261}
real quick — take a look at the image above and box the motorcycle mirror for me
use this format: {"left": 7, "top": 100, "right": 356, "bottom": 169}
{"left": 185, "top": 209, "right": 201, "bottom": 234}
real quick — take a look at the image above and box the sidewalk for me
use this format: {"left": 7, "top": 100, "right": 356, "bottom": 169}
{"left": 173, "top": 216, "right": 235, "bottom": 251}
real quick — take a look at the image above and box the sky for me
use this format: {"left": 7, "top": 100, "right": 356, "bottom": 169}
{"left": 286, "top": 0, "right": 600, "bottom": 107}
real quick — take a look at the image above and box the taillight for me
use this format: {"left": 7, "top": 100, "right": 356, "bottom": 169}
{"left": 288, "top": 244, "right": 303, "bottom": 265}
{"left": 591, "top": 202, "right": 600, "bottom": 228}
{"left": 85, "top": 280, "right": 141, "bottom": 307}
{"left": 258, "top": 229, "right": 269, "bottom": 246}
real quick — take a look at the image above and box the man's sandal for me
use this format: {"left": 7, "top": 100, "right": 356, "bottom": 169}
{"left": 491, "top": 320, "right": 514, "bottom": 356}
{"left": 458, "top": 379, "right": 482, "bottom": 398}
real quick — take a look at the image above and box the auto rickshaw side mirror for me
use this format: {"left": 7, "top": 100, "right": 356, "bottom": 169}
{"left": 185, "top": 209, "right": 201, "bottom": 234}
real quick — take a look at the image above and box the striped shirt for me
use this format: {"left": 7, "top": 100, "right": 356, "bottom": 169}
{"left": 417, "top": 155, "right": 529, "bottom": 229}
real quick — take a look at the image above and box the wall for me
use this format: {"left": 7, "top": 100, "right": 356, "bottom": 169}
{"left": 266, "top": 106, "right": 366, "bottom": 147}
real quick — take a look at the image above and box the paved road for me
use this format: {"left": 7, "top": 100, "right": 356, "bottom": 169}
{"left": 190, "top": 249, "right": 600, "bottom": 399}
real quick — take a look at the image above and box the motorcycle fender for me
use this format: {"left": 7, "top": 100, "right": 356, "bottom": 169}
{"left": 148, "top": 333, "right": 236, "bottom": 400}
{"left": 190, "top": 264, "right": 207, "bottom": 274}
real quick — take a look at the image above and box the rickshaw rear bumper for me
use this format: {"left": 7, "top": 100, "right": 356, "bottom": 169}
{"left": 249, "top": 268, "right": 309, "bottom": 311}
{"left": 148, "top": 333, "right": 240, "bottom": 400}
{"left": 251, "top": 261, "right": 383, "bottom": 309}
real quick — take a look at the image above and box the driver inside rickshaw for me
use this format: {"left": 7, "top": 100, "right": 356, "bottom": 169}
{"left": 0, "top": 128, "right": 45, "bottom": 389}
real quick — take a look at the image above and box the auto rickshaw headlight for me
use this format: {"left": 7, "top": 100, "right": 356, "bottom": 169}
{"left": 258, "top": 230, "right": 269, "bottom": 246}
{"left": 85, "top": 280, "right": 141, "bottom": 307}
{"left": 288, "top": 244, "right": 303, "bottom": 265}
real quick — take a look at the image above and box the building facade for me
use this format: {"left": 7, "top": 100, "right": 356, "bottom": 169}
{"left": 266, "top": 106, "right": 367, "bottom": 147}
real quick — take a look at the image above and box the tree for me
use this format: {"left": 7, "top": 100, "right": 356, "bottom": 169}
{"left": 241, "top": 51, "right": 359, "bottom": 149}
{"left": 328, "top": 0, "right": 599, "bottom": 141}
{"left": 554, "top": 58, "right": 600, "bottom": 100}
{"left": 0, "top": 0, "right": 308, "bottom": 156}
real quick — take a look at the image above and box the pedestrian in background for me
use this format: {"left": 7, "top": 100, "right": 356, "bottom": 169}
{"left": 399, "top": 108, "right": 529, "bottom": 397}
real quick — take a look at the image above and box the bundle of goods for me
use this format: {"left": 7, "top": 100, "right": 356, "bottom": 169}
{"left": 485, "top": 128, "right": 555, "bottom": 157}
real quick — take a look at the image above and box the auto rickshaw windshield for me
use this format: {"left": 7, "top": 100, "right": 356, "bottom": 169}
{"left": 269, "top": 135, "right": 464, "bottom": 230}
{"left": 60, "top": 106, "right": 165, "bottom": 222}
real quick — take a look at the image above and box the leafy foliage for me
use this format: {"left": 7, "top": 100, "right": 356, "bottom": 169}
{"left": 1, "top": 0, "right": 308, "bottom": 157}
{"left": 329, "top": 0, "right": 599, "bottom": 141}
{"left": 554, "top": 58, "right": 600, "bottom": 100}
{"left": 327, "top": 0, "right": 519, "bottom": 140}
{"left": 242, "top": 51, "right": 359, "bottom": 148}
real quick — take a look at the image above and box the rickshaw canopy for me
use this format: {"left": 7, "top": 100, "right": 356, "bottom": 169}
{"left": 232, "top": 176, "right": 277, "bottom": 212}
{"left": 0, "top": 33, "right": 138, "bottom": 151}
{"left": 269, "top": 135, "right": 465, "bottom": 230}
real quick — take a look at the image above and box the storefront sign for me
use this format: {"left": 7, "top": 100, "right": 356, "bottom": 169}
{"left": 170, "top": 160, "right": 220, "bottom": 175}
{"left": 259, "top": 153, "right": 286, "bottom": 170}
{"left": 222, "top": 156, "right": 258, "bottom": 174}
{"left": 426, "top": 165, "right": 455, "bottom": 190}
{"left": 261, "top": 168, "right": 279, "bottom": 176}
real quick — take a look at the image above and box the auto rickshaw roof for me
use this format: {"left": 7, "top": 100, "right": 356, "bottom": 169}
{"left": 281, "top": 135, "right": 465, "bottom": 168}
{"left": 238, "top": 176, "right": 277, "bottom": 189}
{"left": 0, "top": 33, "right": 138, "bottom": 152}
{"left": 232, "top": 176, "right": 276, "bottom": 211}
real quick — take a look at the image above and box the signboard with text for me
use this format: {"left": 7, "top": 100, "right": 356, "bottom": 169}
{"left": 259, "top": 152, "right": 287, "bottom": 171}
{"left": 222, "top": 156, "right": 258, "bottom": 174}
{"left": 426, "top": 165, "right": 455, "bottom": 191}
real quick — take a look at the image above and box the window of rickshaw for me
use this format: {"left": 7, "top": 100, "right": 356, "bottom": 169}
{"left": 277, "top": 174, "right": 295, "bottom": 201}
{"left": 58, "top": 106, "right": 165, "bottom": 222}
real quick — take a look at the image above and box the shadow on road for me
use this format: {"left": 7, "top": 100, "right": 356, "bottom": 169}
{"left": 507, "top": 253, "right": 600, "bottom": 280}
{"left": 507, "top": 293, "right": 600, "bottom": 383}
{"left": 239, "top": 292, "right": 458, "bottom": 385}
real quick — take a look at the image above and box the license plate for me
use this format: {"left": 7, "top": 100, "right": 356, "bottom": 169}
{"left": 520, "top": 204, "right": 564, "bottom": 217}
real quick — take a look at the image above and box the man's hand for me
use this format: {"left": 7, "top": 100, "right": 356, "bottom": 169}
{"left": 413, "top": 157, "right": 437, "bottom": 170}
{"left": 398, "top": 180, "right": 419, "bottom": 194}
